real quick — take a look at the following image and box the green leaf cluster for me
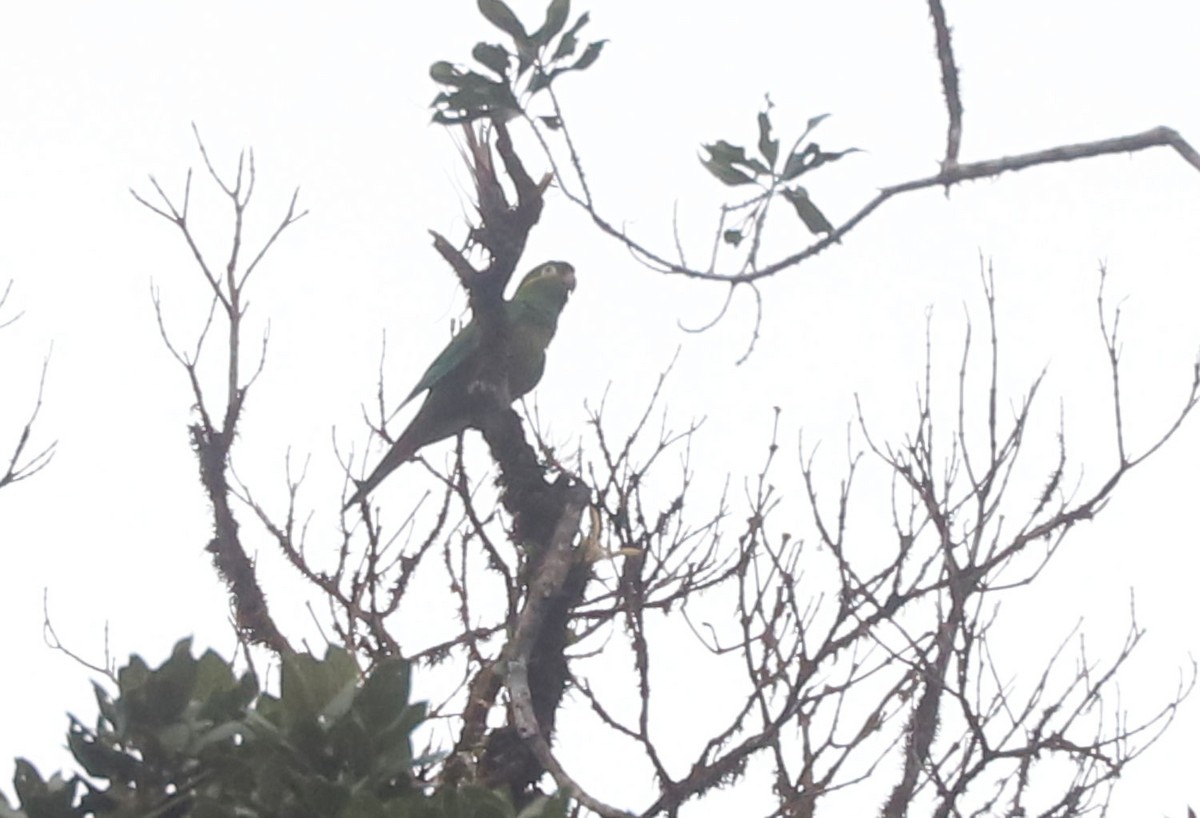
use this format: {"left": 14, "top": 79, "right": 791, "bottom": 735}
{"left": 702, "top": 106, "right": 859, "bottom": 242}
{"left": 431, "top": 0, "right": 605, "bottom": 124}
{"left": 2, "top": 640, "right": 563, "bottom": 818}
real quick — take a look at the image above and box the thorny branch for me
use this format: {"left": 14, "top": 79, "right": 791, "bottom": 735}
{"left": 506, "top": 256, "right": 1191, "bottom": 818}
{"left": 927, "top": 0, "right": 963, "bottom": 170}
{"left": 531, "top": 5, "right": 1199, "bottom": 289}
{"left": 132, "top": 126, "right": 307, "bottom": 655}
{"left": 513, "top": 1, "right": 1200, "bottom": 366}
{"left": 0, "top": 281, "right": 56, "bottom": 490}
{"left": 549, "top": 120, "right": 1200, "bottom": 287}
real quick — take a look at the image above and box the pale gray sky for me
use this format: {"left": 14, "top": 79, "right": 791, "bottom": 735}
{"left": 2, "top": 1, "right": 1198, "bottom": 814}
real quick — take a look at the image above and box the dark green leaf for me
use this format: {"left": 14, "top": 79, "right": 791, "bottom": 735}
{"left": 249, "top": 693, "right": 284, "bottom": 730}
{"left": 782, "top": 144, "right": 861, "bottom": 180}
{"left": 781, "top": 144, "right": 817, "bottom": 180}
{"left": 280, "top": 649, "right": 357, "bottom": 725}
{"left": 551, "top": 33, "right": 577, "bottom": 60}
{"left": 10, "top": 760, "right": 77, "bottom": 818}
{"left": 156, "top": 722, "right": 192, "bottom": 755}
{"left": 572, "top": 39, "right": 606, "bottom": 71}
{"left": 705, "top": 140, "right": 747, "bottom": 165}
{"left": 117, "top": 655, "right": 150, "bottom": 693}
{"left": 190, "top": 802, "right": 238, "bottom": 818}
{"left": 430, "top": 61, "right": 465, "bottom": 86}
{"left": 192, "top": 649, "right": 238, "bottom": 701}
{"left": 92, "top": 682, "right": 119, "bottom": 727}
{"left": 513, "top": 37, "right": 541, "bottom": 76}
{"left": 296, "top": 773, "right": 349, "bottom": 817}
{"left": 528, "top": 39, "right": 602, "bottom": 93}
{"left": 799, "top": 112, "right": 830, "bottom": 142}
{"left": 539, "top": 115, "right": 562, "bottom": 129}
{"left": 701, "top": 156, "right": 755, "bottom": 186}
{"left": 782, "top": 187, "right": 835, "bottom": 235}
{"left": 198, "top": 666, "right": 258, "bottom": 722}
{"left": 123, "top": 639, "right": 198, "bottom": 726}
{"left": 703, "top": 141, "right": 770, "bottom": 177}
{"left": 550, "top": 13, "right": 589, "bottom": 61}
{"left": 328, "top": 713, "right": 372, "bottom": 777}
{"left": 339, "top": 790, "right": 388, "bottom": 818}
{"left": 321, "top": 675, "right": 358, "bottom": 724}
{"left": 11, "top": 760, "right": 48, "bottom": 807}
{"left": 289, "top": 717, "right": 329, "bottom": 768}
{"left": 723, "top": 230, "right": 744, "bottom": 247}
{"left": 279, "top": 653, "right": 319, "bottom": 722}
{"left": 356, "top": 659, "right": 412, "bottom": 726}
{"left": 814, "top": 146, "right": 862, "bottom": 166}
{"left": 564, "top": 11, "right": 590, "bottom": 38}
{"left": 431, "top": 71, "right": 520, "bottom": 123}
{"left": 531, "top": 0, "right": 570, "bottom": 47}
{"left": 757, "top": 111, "right": 778, "bottom": 168}
{"left": 365, "top": 718, "right": 423, "bottom": 786}
{"left": 528, "top": 69, "right": 557, "bottom": 94}
{"left": 67, "top": 717, "right": 140, "bottom": 781}
{"left": 192, "top": 719, "right": 245, "bottom": 752}
{"left": 472, "top": 43, "right": 511, "bottom": 76}
{"left": 478, "top": 0, "right": 529, "bottom": 42}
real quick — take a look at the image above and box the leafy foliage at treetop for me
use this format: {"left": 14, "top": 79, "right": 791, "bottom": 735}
{"left": 702, "top": 103, "right": 860, "bottom": 246}
{"left": 430, "top": 0, "right": 605, "bottom": 125}
{"left": 1, "top": 640, "right": 564, "bottom": 818}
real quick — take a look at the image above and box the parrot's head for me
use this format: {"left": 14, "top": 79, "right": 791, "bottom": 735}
{"left": 517, "top": 260, "right": 576, "bottom": 292}
{"left": 513, "top": 261, "right": 576, "bottom": 311}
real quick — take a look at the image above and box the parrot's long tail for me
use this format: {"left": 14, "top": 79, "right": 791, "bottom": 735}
{"left": 342, "top": 432, "right": 418, "bottom": 510}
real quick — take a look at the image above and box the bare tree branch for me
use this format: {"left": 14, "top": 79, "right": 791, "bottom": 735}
{"left": 0, "top": 282, "right": 56, "bottom": 490}
{"left": 132, "top": 132, "right": 306, "bottom": 655}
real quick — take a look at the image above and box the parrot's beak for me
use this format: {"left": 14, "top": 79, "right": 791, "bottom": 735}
{"left": 559, "top": 263, "right": 577, "bottom": 291}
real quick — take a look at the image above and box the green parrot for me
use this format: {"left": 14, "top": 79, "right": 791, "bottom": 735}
{"left": 345, "top": 260, "right": 576, "bottom": 509}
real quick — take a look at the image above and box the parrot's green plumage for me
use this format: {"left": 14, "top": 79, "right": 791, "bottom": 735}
{"left": 345, "top": 261, "right": 576, "bottom": 509}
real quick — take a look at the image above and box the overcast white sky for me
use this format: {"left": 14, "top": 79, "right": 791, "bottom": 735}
{"left": 2, "top": 1, "right": 1199, "bottom": 814}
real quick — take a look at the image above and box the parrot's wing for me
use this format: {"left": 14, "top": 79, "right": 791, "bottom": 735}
{"left": 400, "top": 320, "right": 480, "bottom": 407}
